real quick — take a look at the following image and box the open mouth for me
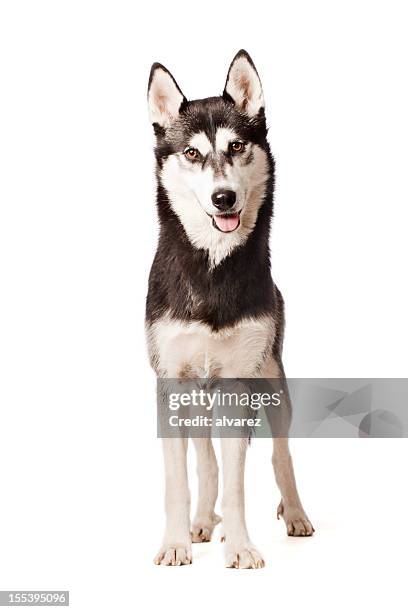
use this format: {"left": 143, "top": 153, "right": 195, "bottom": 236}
{"left": 212, "top": 211, "right": 241, "bottom": 233}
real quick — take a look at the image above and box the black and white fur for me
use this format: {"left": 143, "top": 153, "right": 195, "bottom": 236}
{"left": 146, "top": 50, "right": 313, "bottom": 569}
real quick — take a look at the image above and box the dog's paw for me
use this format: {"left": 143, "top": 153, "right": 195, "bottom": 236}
{"left": 154, "top": 543, "right": 192, "bottom": 566}
{"left": 191, "top": 513, "right": 221, "bottom": 543}
{"left": 224, "top": 543, "right": 265, "bottom": 569}
{"left": 277, "top": 500, "right": 315, "bottom": 536}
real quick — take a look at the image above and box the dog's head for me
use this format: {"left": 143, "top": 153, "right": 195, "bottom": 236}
{"left": 148, "top": 50, "right": 272, "bottom": 265}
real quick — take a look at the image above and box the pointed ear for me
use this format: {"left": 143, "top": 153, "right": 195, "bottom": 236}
{"left": 147, "top": 63, "right": 186, "bottom": 128}
{"left": 223, "top": 50, "right": 265, "bottom": 117}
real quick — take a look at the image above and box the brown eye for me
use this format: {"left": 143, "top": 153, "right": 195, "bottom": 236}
{"left": 184, "top": 147, "right": 199, "bottom": 160}
{"left": 231, "top": 140, "right": 245, "bottom": 153}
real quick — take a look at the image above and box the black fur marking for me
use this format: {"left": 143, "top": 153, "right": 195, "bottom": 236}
{"left": 156, "top": 97, "right": 268, "bottom": 161}
{"left": 243, "top": 149, "right": 254, "bottom": 166}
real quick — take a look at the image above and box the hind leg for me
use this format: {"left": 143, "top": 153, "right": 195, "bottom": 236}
{"left": 262, "top": 356, "right": 314, "bottom": 536}
{"left": 273, "top": 437, "right": 314, "bottom": 536}
{"left": 191, "top": 438, "right": 221, "bottom": 542}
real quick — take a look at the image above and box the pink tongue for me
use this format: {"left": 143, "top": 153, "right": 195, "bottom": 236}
{"left": 214, "top": 213, "right": 240, "bottom": 232}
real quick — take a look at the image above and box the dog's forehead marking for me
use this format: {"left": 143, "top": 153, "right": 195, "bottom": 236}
{"left": 189, "top": 128, "right": 238, "bottom": 156}
{"left": 189, "top": 132, "right": 212, "bottom": 155}
{"left": 215, "top": 127, "right": 238, "bottom": 152}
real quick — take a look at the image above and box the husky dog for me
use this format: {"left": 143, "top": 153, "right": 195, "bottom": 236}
{"left": 146, "top": 50, "right": 314, "bottom": 569}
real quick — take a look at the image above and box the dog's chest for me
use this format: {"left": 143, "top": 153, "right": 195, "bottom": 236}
{"left": 147, "top": 315, "right": 275, "bottom": 378}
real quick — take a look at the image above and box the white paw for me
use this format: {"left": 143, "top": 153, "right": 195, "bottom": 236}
{"left": 277, "top": 501, "right": 315, "bottom": 536}
{"left": 225, "top": 542, "right": 265, "bottom": 569}
{"left": 154, "top": 543, "right": 192, "bottom": 566}
{"left": 191, "top": 513, "right": 221, "bottom": 543}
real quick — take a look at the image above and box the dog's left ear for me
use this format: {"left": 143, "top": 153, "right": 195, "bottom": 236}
{"left": 148, "top": 63, "right": 187, "bottom": 128}
{"left": 223, "top": 50, "right": 265, "bottom": 117}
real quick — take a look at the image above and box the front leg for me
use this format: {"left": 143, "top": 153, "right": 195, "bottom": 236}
{"left": 221, "top": 438, "right": 264, "bottom": 569}
{"left": 154, "top": 438, "right": 192, "bottom": 566}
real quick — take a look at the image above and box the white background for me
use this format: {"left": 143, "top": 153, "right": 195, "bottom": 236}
{"left": 1, "top": 1, "right": 407, "bottom": 610}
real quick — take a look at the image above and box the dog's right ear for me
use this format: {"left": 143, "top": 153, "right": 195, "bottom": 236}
{"left": 148, "top": 63, "right": 186, "bottom": 128}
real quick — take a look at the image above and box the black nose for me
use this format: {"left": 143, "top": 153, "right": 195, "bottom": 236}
{"left": 211, "top": 189, "right": 236, "bottom": 210}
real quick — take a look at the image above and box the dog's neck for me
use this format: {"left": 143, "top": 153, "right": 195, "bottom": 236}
{"left": 158, "top": 194, "right": 273, "bottom": 273}
{"left": 156, "top": 172, "right": 274, "bottom": 265}
{"left": 146, "top": 184, "right": 276, "bottom": 330}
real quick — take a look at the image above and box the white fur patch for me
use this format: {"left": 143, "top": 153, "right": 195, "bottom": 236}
{"left": 147, "top": 314, "right": 275, "bottom": 378}
{"left": 215, "top": 128, "right": 238, "bottom": 152}
{"left": 189, "top": 132, "right": 212, "bottom": 156}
